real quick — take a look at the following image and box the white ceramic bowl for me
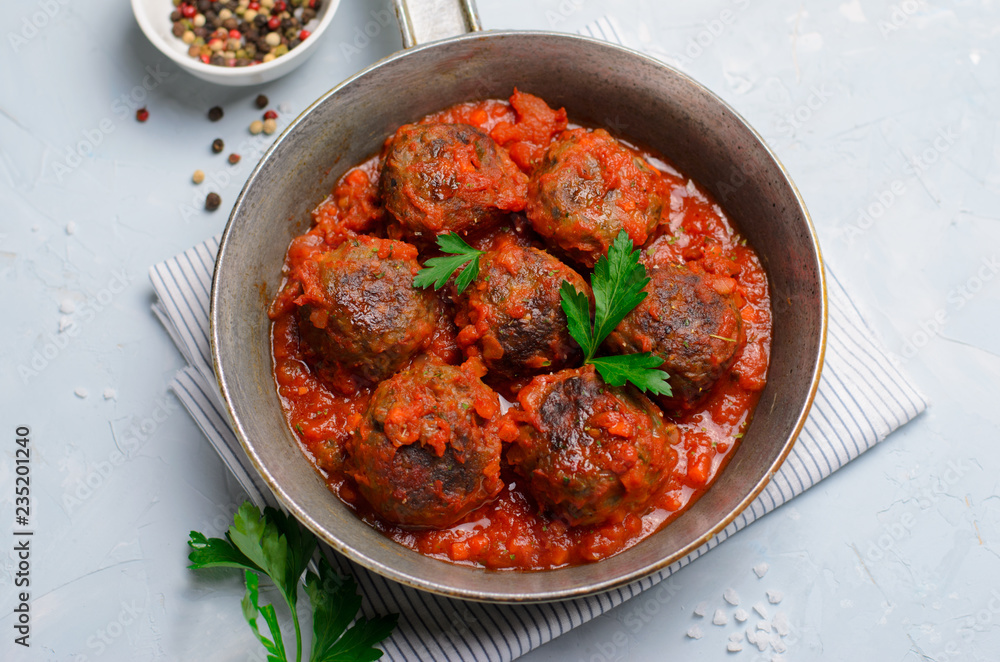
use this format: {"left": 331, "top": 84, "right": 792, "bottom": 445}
{"left": 131, "top": 0, "right": 340, "bottom": 86}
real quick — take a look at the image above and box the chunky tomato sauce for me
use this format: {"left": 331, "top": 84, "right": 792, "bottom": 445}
{"left": 270, "top": 93, "right": 771, "bottom": 570}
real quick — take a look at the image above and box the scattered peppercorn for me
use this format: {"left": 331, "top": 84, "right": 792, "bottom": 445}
{"left": 263, "top": 109, "right": 278, "bottom": 120}
{"left": 262, "top": 118, "right": 277, "bottom": 135}
{"left": 205, "top": 192, "right": 222, "bottom": 211}
{"left": 136, "top": 107, "right": 149, "bottom": 122}
{"left": 212, "top": 138, "right": 225, "bottom": 153}
{"left": 208, "top": 105, "right": 224, "bottom": 122}
{"left": 249, "top": 120, "right": 264, "bottom": 135}
{"left": 192, "top": 169, "right": 206, "bottom": 184}
{"left": 228, "top": 153, "right": 241, "bottom": 164}
{"left": 255, "top": 94, "right": 269, "bottom": 109}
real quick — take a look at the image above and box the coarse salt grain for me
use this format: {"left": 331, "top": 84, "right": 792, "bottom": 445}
{"left": 757, "top": 620, "right": 771, "bottom": 633}
{"left": 103, "top": 388, "right": 117, "bottom": 400}
{"left": 60, "top": 299, "right": 76, "bottom": 314}
{"left": 753, "top": 562, "right": 769, "bottom": 578}
{"left": 753, "top": 602, "right": 769, "bottom": 619}
{"left": 724, "top": 588, "right": 740, "bottom": 606}
{"left": 686, "top": 625, "right": 703, "bottom": 640}
{"left": 59, "top": 316, "right": 72, "bottom": 332}
{"left": 66, "top": 221, "right": 76, "bottom": 234}
{"left": 773, "top": 612, "right": 790, "bottom": 636}
{"left": 713, "top": 609, "right": 728, "bottom": 626}
{"left": 728, "top": 632, "right": 742, "bottom": 643}
{"left": 746, "top": 628, "right": 757, "bottom": 645}
{"left": 278, "top": 102, "right": 291, "bottom": 114}
{"left": 755, "top": 636, "right": 769, "bottom": 652}
{"left": 727, "top": 642, "right": 743, "bottom": 653}
{"left": 734, "top": 608, "right": 748, "bottom": 622}
{"left": 771, "top": 634, "right": 787, "bottom": 653}
{"left": 693, "top": 601, "right": 708, "bottom": 617}
{"left": 74, "top": 387, "right": 88, "bottom": 398}
{"left": 767, "top": 589, "right": 784, "bottom": 604}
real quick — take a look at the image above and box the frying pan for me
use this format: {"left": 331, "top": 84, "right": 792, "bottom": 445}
{"left": 211, "top": 0, "right": 826, "bottom": 602}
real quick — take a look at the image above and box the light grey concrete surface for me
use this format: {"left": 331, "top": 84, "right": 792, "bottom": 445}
{"left": 1, "top": 0, "right": 998, "bottom": 660}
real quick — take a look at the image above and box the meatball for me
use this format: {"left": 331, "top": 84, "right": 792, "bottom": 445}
{"left": 607, "top": 262, "right": 743, "bottom": 410}
{"left": 295, "top": 235, "right": 438, "bottom": 391}
{"left": 501, "top": 365, "right": 678, "bottom": 527}
{"left": 526, "top": 128, "right": 666, "bottom": 267}
{"left": 380, "top": 123, "right": 528, "bottom": 238}
{"left": 347, "top": 356, "right": 503, "bottom": 529}
{"left": 455, "top": 230, "right": 590, "bottom": 380}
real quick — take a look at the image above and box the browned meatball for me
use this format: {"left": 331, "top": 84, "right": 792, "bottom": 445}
{"left": 380, "top": 123, "right": 528, "bottom": 238}
{"left": 347, "top": 356, "right": 503, "bottom": 529}
{"left": 500, "top": 365, "right": 678, "bottom": 527}
{"left": 526, "top": 128, "right": 666, "bottom": 267}
{"left": 607, "top": 262, "right": 743, "bottom": 410}
{"left": 454, "top": 230, "right": 589, "bottom": 380}
{"left": 295, "top": 235, "right": 438, "bottom": 392}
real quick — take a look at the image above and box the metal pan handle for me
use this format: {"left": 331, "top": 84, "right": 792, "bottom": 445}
{"left": 392, "top": 0, "right": 481, "bottom": 48}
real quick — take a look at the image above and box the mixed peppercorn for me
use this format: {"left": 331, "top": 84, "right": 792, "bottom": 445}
{"left": 169, "top": 0, "right": 321, "bottom": 67}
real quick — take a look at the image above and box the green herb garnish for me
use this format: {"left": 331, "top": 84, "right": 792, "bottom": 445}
{"left": 560, "top": 231, "right": 672, "bottom": 396}
{"left": 188, "top": 501, "right": 398, "bottom": 662}
{"left": 413, "top": 232, "right": 484, "bottom": 294}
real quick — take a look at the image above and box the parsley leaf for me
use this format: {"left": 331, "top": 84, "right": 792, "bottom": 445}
{"left": 188, "top": 501, "right": 397, "bottom": 662}
{"left": 413, "top": 232, "right": 483, "bottom": 294}
{"left": 559, "top": 231, "right": 672, "bottom": 396}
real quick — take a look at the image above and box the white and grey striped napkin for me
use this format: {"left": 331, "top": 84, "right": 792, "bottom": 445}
{"left": 149, "top": 19, "right": 926, "bottom": 661}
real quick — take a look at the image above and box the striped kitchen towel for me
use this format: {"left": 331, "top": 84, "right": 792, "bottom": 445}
{"left": 149, "top": 20, "right": 927, "bottom": 662}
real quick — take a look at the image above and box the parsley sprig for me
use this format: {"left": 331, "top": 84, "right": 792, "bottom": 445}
{"left": 560, "top": 232, "right": 672, "bottom": 395}
{"left": 413, "top": 232, "right": 483, "bottom": 294}
{"left": 188, "top": 501, "right": 398, "bottom": 662}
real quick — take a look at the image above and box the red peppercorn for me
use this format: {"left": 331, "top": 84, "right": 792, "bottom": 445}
{"left": 229, "top": 28, "right": 241, "bottom": 39}
{"left": 299, "top": 29, "right": 310, "bottom": 40}
{"left": 308, "top": 0, "right": 316, "bottom": 8}
{"left": 200, "top": 54, "right": 211, "bottom": 64}
{"left": 248, "top": 1, "right": 259, "bottom": 9}
{"left": 136, "top": 107, "right": 149, "bottom": 122}
{"left": 273, "top": 1, "right": 287, "bottom": 13}
{"left": 181, "top": 3, "right": 196, "bottom": 18}
{"left": 263, "top": 109, "right": 278, "bottom": 120}
{"left": 267, "top": 16, "right": 281, "bottom": 30}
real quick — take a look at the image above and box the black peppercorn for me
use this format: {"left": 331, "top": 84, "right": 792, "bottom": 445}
{"left": 212, "top": 138, "right": 225, "bottom": 153}
{"left": 255, "top": 94, "right": 269, "bottom": 109}
{"left": 208, "top": 106, "right": 224, "bottom": 122}
{"left": 205, "top": 192, "right": 222, "bottom": 211}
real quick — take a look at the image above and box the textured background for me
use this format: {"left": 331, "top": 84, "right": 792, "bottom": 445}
{"left": 1, "top": 0, "right": 998, "bottom": 660}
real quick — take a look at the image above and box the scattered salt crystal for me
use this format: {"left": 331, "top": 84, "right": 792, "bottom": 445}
{"left": 727, "top": 641, "right": 743, "bottom": 652}
{"left": 767, "top": 590, "right": 784, "bottom": 604}
{"left": 74, "top": 387, "right": 88, "bottom": 398}
{"left": 773, "top": 612, "right": 790, "bottom": 636}
{"left": 103, "top": 388, "right": 117, "bottom": 400}
{"left": 32, "top": 225, "right": 40, "bottom": 232}
{"left": 772, "top": 635, "right": 787, "bottom": 653}
{"left": 59, "top": 316, "right": 72, "bottom": 332}
{"left": 753, "top": 562, "right": 769, "bottom": 578}
{"left": 753, "top": 602, "right": 769, "bottom": 619}
{"left": 746, "top": 628, "right": 757, "bottom": 645}
{"left": 278, "top": 102, "right": 292, "bottom": 114}
{"left": 755, "top": 635, "right": 769, "bottom": 652}
{"left": 66, "top": 221, "right": 77, "bottom": 235}
{"left": 60, "top": 299, "right": 76, "bottom": 314}
{"left": 734, "top": 608, "right": 748, "bottom": 622}
{"left": 713, "top": 609, "right": 728, "bottom": 626}
{"left": 771, "top": 656, "right": 785, "bottom": 662}
{"left": 728, "top": 632, "right": 742, "bottom": 643}
{"left": 685, "top": 625, "right": 703, "bottom": 640}
{"left": 693, "top": 601, "right": 708, "bottom": 617}
{"left": 757, "top": 620, "right": 771, "bottom": 633}
{"left": 723, "top": 588, "right": 740, "bottom": 606}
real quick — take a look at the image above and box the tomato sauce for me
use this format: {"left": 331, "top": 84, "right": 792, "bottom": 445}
{"left": 269, "top": 93, "right": 771, "bottom": 571}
